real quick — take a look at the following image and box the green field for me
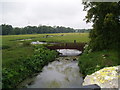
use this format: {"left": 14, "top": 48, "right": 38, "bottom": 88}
{"left": 2, "top": 33, "right": 89, "bottom": 66}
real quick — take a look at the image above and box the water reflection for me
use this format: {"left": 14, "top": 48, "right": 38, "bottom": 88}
{"left": 57, "top": 49, "right": 82, "bottom": 56}
{"left": 31, "top": 41, "right": 47, "bottom": 44}
{"left": 31, "top": 41, "right": 58, "bottom": 45}
{"left": 27, "top": 57, "right": 83, "bottom": 88}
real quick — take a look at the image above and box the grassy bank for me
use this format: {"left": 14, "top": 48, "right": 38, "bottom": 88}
{"left": 78, "top": 49, "right": 119, "bottom": 77}
{"left": 2, "top": 46, "right": 58, "bottom": 88}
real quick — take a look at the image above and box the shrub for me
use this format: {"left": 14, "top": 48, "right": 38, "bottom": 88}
{"left": 78, "top": 50, "right": 119, "bottom": 76}
{"left": 2, "top": 46, "right": 58, "bottom": 88}
{"left": 22, "top": 42, "right": 31, "bottom": 47}
{"left": 2, "top": 45, "right": 10, "bottom": 49}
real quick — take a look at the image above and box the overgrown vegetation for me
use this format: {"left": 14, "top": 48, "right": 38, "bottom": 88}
{"left": 83, "top": 2, "right": 120, "bottom": 51}
{"left": 2, "top": 45, "right": 10, "bottom": 49}
{"left": 79, "top": 49, "right": 119, "bottom": 76}
{"left": 78, "top": 2, "right": 120, "bottom": 76}
{"left": 2, "top": 46, "right": 58, "bottom": 88}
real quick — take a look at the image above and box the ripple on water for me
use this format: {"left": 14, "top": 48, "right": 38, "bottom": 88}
{"left": 27, "top": 57, "right": 83, "bottom": 88}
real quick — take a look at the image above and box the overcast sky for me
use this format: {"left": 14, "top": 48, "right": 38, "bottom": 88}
{"left": 0, "top": 0, "right": 92, "bottom": 29}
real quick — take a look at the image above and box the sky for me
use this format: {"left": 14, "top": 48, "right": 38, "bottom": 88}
{"left": 0, "top": 0, "right": 93, "bottom": 29}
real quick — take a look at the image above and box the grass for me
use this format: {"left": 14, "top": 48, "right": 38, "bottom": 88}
{"left": 2, "top": 33, "right": 89, "bottom": 66}
{"left": 2, "top": 33, "right": 89, "bottom": 45}
{"left": 2, "top": 47, "right": 34, "bottom": 67}
{"left": 33, "top": 33, "right": 89, "bottom": 43}
{"left": 78, "top": 49, "right": 119, "bottom": 76}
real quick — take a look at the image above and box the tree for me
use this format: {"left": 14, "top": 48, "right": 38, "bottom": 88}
{"left": 12, "top": 27, "right": 21, "bottom": 35}
{"left": 83, "top": 2, "right": 120, "bottom": 51}
{"left": 1, "top": 24, "right": 13, "bottom": 35}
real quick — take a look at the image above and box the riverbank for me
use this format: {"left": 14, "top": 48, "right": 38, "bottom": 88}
{"left": 78, "top": 49, "right": 119, "bottom": 77}
{"left": 2, "top": 46, "right": 58, "bottom": 88}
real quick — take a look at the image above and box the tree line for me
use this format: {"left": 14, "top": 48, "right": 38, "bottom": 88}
{"left": 75, "top": 29, "right": 91, "bottom": 33}
{"left": 0, "top": 24, "right": 75, "bottom": 35}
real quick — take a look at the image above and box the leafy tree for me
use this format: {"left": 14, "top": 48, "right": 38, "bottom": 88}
{"left": 12, "top": 27, "right": 21, "bottom": 35}
{"left": 1, "top": 24, "right": 13, "bottom": 35}
{"left": 83, "top": 2, "right": 120, "bottom": 51}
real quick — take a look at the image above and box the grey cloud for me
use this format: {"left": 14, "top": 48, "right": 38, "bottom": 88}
{"left": 1, "top": 0, "right": 92, "bottom": 29}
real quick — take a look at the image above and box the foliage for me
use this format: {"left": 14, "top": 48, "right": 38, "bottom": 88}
{"left": 83, "top": 44, "right": 92, "bottom": 54}
{"left": 2, "top": 46, "right": 58, "bottom": 88}
{"left": 1, "top": 24, "right": 75, "bottom": 35}
{"left": 78, "top": 50, "right": 119, "bottom": 76}
{"left": 80, "top": 2, "right": 120, "bottom": 77}
{"left": 1, "top": 24, "right": 13, "bottom": 35}
{"left": 22, "top": 42, "right": 31, "bottom": 47}
{"left": 75, "top": 29, "right": 91, "bottom": 33}
{"left": 2, "top": 45, "right": 10, "bottom": 49}
{"left": 83, "top": 2, "right": 120, "bottom": 51}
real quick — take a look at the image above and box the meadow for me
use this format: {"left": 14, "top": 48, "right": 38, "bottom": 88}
{"left": 2, "top": 33, "right": 89, "bottom": 66}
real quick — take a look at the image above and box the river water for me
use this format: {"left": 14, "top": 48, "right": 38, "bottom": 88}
{"left": 22, "top": 49, "right": 83, "bottom": 88}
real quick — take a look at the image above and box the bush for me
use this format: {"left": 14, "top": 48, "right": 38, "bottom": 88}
{"left": 2, "top": 45, "right": 10, "bottom": 49}
{"left": 78, "top": 50, "right": 119, "bottom": 76}
{"left": 2, "top": 46, "right": 58, "bottom": 88}
{"left": 22, "top": 42, "right": 31, "bottom": 47}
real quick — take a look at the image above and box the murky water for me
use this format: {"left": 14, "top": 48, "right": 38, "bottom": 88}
{"left": 26, "top": 57, "right": 83, "bottom": 88}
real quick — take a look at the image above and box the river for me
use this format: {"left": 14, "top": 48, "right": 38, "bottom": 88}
{"left": 19, "top": 49, "right": 83, "bottom": 88}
